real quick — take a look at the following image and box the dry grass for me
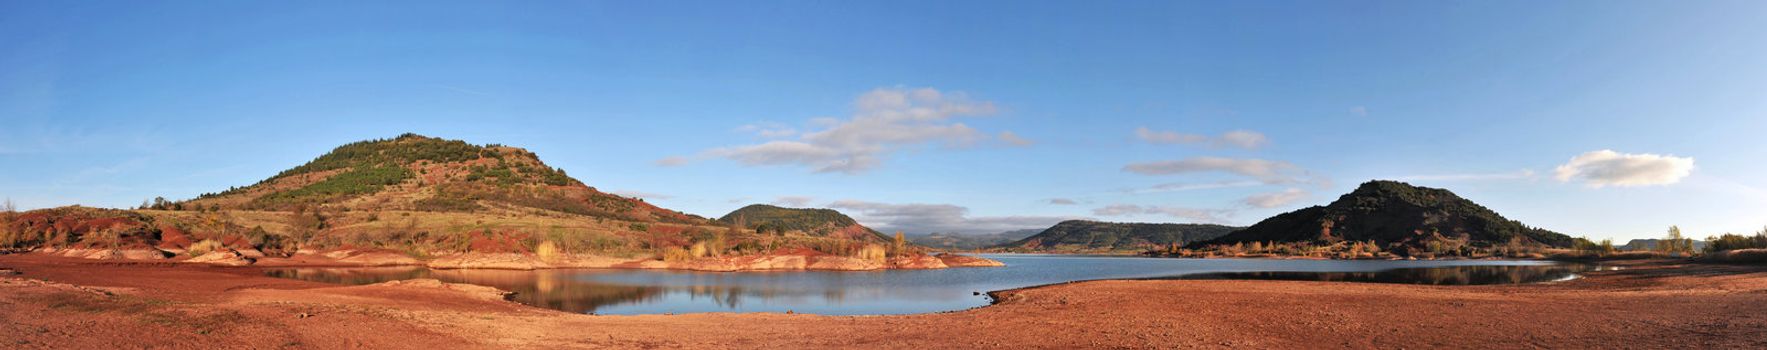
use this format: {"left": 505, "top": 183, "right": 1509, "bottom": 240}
{"left": 856, "top": 244, "right": 886, "bottom": 263}
{"left": 535, "top": 240, "right": 562, "bottom": 262}
{"left": 689, "top": 241, "right": 709, "bottom": 258}
{"left": 661, "top": 246, "right": 693, "bottom": 262}
{"left": 187, "top": 240, "right": 224, "bottom": 257}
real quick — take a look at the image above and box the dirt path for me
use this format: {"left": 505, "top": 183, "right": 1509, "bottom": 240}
{"left": 2, "top": 255, "right": 1764, "bottom": 349}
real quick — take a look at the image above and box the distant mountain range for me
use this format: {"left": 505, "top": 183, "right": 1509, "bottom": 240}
{"left": 998, "top": 220, "right": 1240, "bottom": 252}
{"left": 1620, "top": 239, "right": 1708, "bottom": 252}
{"left": 1193, "top": 180, "right": 1575, "bottom": 253}
{"left": 908, "top": 229, "right": 1041, "bottom": 251}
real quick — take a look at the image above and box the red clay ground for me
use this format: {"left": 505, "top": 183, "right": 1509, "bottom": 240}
{"left": 2, "top": 255, "right": 1764, "bottom": 349}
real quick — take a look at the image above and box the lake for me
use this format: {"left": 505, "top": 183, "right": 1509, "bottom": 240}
{"left": 263, "top": 254, "right": 1584, "bottom": 315}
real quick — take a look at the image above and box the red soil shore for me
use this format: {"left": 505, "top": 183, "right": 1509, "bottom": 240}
{"left": 2, "top": 254, "right": 1764, "bottom": 349}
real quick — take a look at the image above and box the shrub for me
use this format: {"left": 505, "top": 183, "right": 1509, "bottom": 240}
{"left": 688, "top": 241, "right": 709, "bottom": 258}
{"left": 1659, "top": 226, "right": 1695, "bottom": 255}
{"left": 1706, "top": 229, "right": 1767, "bottom": 254}
{"left": 536, "top": 240, "right": 563, "bottom": 262}
{"left": 1573, "top": 237, "right": 1615, "bottom": 257}
{"left": 890, "top": 231, "right": 909, "bottom": 257}
{"left": 188, "top": 239, "right": 224, "bottom": 257}
{"left": 661, "top": 246, "right": 693, "bottom": 262}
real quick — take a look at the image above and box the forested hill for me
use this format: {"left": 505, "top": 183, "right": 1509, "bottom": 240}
{"left": 179, "top": 133, "right": 702, "bottom": 224}
{"left": 718, "top": 204, "right": 891, "bottom": 242}
{"left": 1192, "top": 180, "right": 1575, "bottom": 250}
{"left": 999, "top": 220, "right": 1239, "bottom": 252}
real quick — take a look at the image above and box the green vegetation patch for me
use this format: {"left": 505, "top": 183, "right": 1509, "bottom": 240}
{"left": 257, "top": 165, "right": 413, "bottom": 204}
{"left": 271, "top": 133, "right": 484, "bottom": 181}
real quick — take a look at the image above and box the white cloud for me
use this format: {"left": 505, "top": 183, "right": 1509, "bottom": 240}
{"left": 827, "top": 200, "right": 1081, "bottom": 234}
{"left": 1134, "top": 127, "right": 1208, "bottom": 145}
{"left": 772, "top": 196, "right": 814, "bottom": 207}
{"left": 999, "top": 131, "right": 1034, "bottom": 147}
{"left": 1046, "top": 198, "right": 1078, "bottom": 205}
{"left": 1217, "top": 130, "right": 1269, "bottom": 149}
{"left": 1242, "top": 188, "right": 1307, "bottom": 208}
{"left": 1134, "top": 127, "right": 1268, "bottom": 149}
{"left": 687, "top": 87, "right": 1001, "bottom": 174}
{"left": 1127, "top": 180, "right": 1264, "bottom": 194}
{"left": 1122, "top": 157, "right": 1313, "bottom": 185}
{"left": 736, "top": 123, "right": 798, "bottom": 138}
{"left": 1350, "top": 106, "right": 1369, "bottom": 117}
{"left": 654, "top": 156, "right": 689, "bottom": 167}
{"left": 1091, "top": 204, "right": 1232, "bottom": 223}
{"left": 1554, "top": 150, "right": 1694, "bottom": 187}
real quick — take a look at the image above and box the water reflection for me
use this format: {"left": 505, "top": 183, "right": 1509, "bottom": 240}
{"left": 262, "top": 255, "right": 1582, "bottom": 315}
{"left": 1168, "top": 264, "right": 1596, "bottom": 285}
{"left": 267, "top": 267, "right": 665, "bottom": 313}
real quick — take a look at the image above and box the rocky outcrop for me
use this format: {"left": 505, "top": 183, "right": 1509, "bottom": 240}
{"left": 186, "top": 250, "right": 255, "bottom": 266}
{"left": 887, "top": 255, "right": 949, "bottom": 269}
{"left": 373, "top": 279, "right": 514, "bottom": 302}
{"left": 936, "top": 254, "right": 1006, "bottom": 267}
{"left": 804, "top": 256, "right": 886, "bottom": 271}
{"left": 38, "top": 247, "right": 171, "bottom": 261}
{"left": 327, "top": 250, "right": 422, "bottom": 266}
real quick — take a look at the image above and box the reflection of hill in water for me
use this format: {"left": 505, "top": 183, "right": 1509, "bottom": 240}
{"left": 263, "top": 268, "right": 867, "bottom": 314}
{"left": 1172, "top": 264, "right": 1594, "bottom": 285}
{"left": 427, "top": 269, "right": 665, "bottom": 314}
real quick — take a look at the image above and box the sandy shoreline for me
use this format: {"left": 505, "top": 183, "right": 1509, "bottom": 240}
{"left": 3, "top": 255, "right": 1765, "bottom": 349}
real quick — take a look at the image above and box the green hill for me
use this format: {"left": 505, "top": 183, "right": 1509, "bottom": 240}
{"left": 909, "top": 229, "right": 1040, "bottom": 250}
{"left": 1000, "top": 220, "right": 1239, "bottom": 252}
{"left": 717, "top": 204, "right": 890, "bottom": 242}
{"left": 183, "top": 133, "right": 701, "bottom": 224}
{"left": 1191, "top": 180, "right": 1574, "bottom": 254}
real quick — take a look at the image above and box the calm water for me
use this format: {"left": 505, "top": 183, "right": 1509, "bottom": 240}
{"left": 263, "top": 254, "right": 1580, "bottom": 315}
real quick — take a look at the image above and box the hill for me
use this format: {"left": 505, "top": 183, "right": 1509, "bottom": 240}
{"left": 2, "top": 134, "right": 1001, "bottom": 270}
{"left": 1000, "top": 220, "right": 1239, "bottom": 253}
{"left": 1183, "top": 180, "right": 1574, "bottom": 258}
{"left": 716, "top": 204, "right": 890, "bottom": 242}
{"left": 180, "top": 133, "right": 701, "bottom": 224}
{"left": 909, "top": 229, "right": 1040, "bottom": 251}
{"left": 1621, "top": 239, "right": 1709, "bottom": 252}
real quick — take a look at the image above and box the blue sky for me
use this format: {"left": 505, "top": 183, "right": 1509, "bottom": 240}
{"left": 3, "top": 1, "right": 1765, "bottom": 241}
